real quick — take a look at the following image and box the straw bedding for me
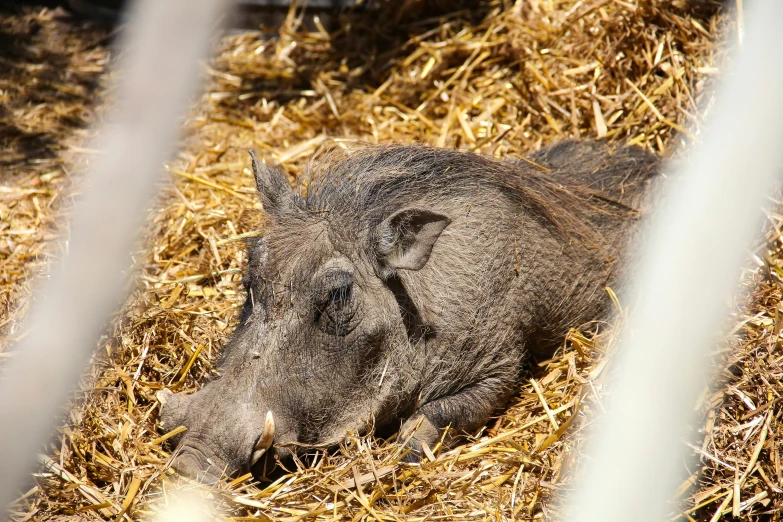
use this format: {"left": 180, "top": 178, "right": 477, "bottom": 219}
{"left": 4, "top": 1, "right": 779, "bottom": 520}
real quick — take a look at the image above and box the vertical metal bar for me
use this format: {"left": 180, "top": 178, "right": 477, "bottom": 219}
{"left": 0, "top": 0, "right": 233, "bottom": 514}
{"left": 566, "top": 2, "right": 783, "bottom": 520}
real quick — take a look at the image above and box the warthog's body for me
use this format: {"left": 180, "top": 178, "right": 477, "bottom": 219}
{"left": 158, "top": 140, "right": 660, "bottom": 479}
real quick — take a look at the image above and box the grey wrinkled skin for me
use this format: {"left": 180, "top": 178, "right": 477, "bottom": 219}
{"left": 158, "top": 140, "right": 661, "bottom": 479}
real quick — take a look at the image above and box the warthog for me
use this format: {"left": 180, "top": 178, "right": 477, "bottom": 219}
{"left": 157, "top": 140, "right": 660, "bottom": 480}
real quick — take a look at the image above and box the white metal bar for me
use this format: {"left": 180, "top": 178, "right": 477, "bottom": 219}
{"left": 566, "top": 2, "right": 783, "bottom": 520}
{"left": 0, "top": 0, "right": 233, "bottom": 514}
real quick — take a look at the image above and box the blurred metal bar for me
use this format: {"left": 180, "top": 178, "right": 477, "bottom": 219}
{"left": 239, "top": 0, "right": 359, "bottom": 6}
{"left": 68, "top": 0, "right": 362, "bottom": 28}
{"left": 0, "top": 0, "right": 233, "bottom": 514}
{"left": 566, "top": 2, "right": 783, "bottom": 520}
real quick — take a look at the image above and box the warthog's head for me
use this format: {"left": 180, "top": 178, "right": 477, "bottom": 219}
{"left": 158, "top": 148, "right": 452, "bottom": 480}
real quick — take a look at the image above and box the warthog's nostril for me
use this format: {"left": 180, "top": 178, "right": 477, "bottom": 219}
{"left": 172, "top": 453, "right": 201, "bottom": 478}
{"left": 171, "top": 452, "right": 220, "bottom": 484}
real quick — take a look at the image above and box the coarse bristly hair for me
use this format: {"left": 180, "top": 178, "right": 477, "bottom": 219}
{"left": 297, "top": 140, "right": 658, "bottom": 251}
{"left": 160, "top": 139, "right": 662, "bottom": 480}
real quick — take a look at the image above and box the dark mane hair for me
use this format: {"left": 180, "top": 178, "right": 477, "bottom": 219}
{"left": 295, "top": 142, "right": 659, "bottom": 248}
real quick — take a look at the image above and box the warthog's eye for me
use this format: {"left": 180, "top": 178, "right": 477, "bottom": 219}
{"left": 327, "top": 284, "right": 352, "bottom": 308}
{"left": 313, "top": 269, "right": 359, "bottom": 336}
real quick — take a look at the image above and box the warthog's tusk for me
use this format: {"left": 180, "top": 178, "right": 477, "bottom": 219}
{"left": 251, "top": 411, "right": 275, "bottom": 465}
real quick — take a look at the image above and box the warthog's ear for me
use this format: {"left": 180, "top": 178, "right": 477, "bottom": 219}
{"left": 375, "top": 207, "right": 451, "bottom": 272}
{"left": 249, "top": 150, "right": 294, "bottom": 215}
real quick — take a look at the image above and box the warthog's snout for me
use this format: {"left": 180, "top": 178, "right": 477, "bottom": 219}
{"left": 158, "top": 387, "right": 278, "bottom": 479}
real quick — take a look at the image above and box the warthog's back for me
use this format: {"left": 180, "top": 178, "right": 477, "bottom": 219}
{"left": 528, "top": 139, "right": 659, "bottom": 209}
{"left": 515, "top": 140, "right": 660, "bottom": 349}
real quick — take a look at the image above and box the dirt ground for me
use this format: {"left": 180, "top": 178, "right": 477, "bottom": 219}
{"left": 3, "top": 1, "right": 783, "bottom": 521}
